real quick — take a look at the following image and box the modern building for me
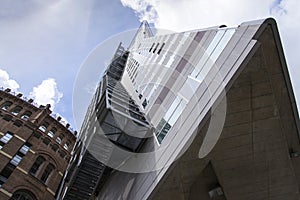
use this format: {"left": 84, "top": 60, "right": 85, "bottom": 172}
{"left": 60, "top": 18, "right": 300, "bottom": 200}
{"left": 0, "top": 88, "right": 77, "bottom": 200}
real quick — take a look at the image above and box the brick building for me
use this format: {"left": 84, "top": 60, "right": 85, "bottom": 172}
{"left": 0, "top": 88, "right": 77, "bottom": 200}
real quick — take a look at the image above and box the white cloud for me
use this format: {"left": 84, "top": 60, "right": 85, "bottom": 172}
{"left": 120, "top": 0, "right": 274, "bottom": 31}
{"left": 29, "top": 78, "right": 63, "bottom": 110}
{"left": 0, "top": 68, "right": 20, "bottom": 91}
{"left": 120, "top": 0, "right": 158, "bottom": 23}
{"left": 120, "top": 0, "right": 300, "bottom": 107}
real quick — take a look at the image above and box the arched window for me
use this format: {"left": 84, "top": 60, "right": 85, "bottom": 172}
{"left": 42, "top": 138, "right": 51, "bottom": 146}
{"left": 21, "top": 111, "right": 32, "bottom": 121}
{"left": 10, "top": 189, "right": 36, "bottom": 200}
{"left": 64, "top": 140, "right": 71, "bottom": 150}
{"left": 51, "top": 144, "right": 58, "bottom": 152}
{"left": 1, "top": 101, "right": 12, "bottom": 111}
{"left": 33, "top": 132, "right": 42, "bottom": 139}
{"left": 47, "top": 128, "right": 56, "bottom": 138}
{"left": 13, "top": 120, "right": 23, "bottom": 127}
{"left": 11, "top": 106, "right": 22, "bottom": 115}
{"left": 38, "top": 123, "right": 48, "bottom": 132}
{"left": 59, "top": 150, "right": 66, "bottom": 159}
{"left": 56, "top": 133, "right": 64, "bottom": 144}
{"left": 29, "top": 156, "right": 45, "bottom": 176}
{"left": 40, "top": 163, "right": 55, "bottom": 184}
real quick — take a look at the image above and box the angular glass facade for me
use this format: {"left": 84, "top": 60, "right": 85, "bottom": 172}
{"left": 60, "top": 18, "right": 300, "bottom": 200}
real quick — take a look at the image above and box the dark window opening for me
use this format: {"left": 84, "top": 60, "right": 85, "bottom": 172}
{"left": 33, "top": 132, "right": 42, "bottom": 139}
{"left": 29, "top": 156, "right": 45, "bottom": 176}
{"left": 10, "top": 189, "right": 37, "bottom": 200}
{"left": 157, "top": 43, "right": 165, "bottom": 55}
{"left": 40, "top": 163, "right": 54, "bottom": 184}
{"left": 153, "top": 43, "right": 160, "bottom": 53}
{"left": 13, "top": 120, "right": 23, "bottom": 127}
{"left": 0, "top": 163, "right": 15, "bottom": 187}
{"left": 42, "top": 138, "right": 50, "bottom": 146}
{"left": 3, "top": 114, "right": 12, "bottom": 121}
{"left": 51, "top": 144, "right": 58, "bottom": 152}
{"left": 59, "top": 150, "right": 66, "bottom": 159}
{"left": 149, "top": 43, "right": 155, "bottom": 52}
{"left": 142, "top": 99, "right": 148, "bottom": 109}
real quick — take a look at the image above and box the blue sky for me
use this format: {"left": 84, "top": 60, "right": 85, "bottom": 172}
{"left": 0, "top": 0, "right": 140, "bottom": 129}
{"left": 0, "top": 0, "right": 299, "bottom": 130}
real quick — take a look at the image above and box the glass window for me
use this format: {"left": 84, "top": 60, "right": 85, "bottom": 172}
{"left": 56, "top": 134, "right": 64, "bottom": 144}
{"left": 146, "top": 83, "right": 158, "bottom": 101}
{"left": 29, "top": 156, "right": 45, "bottom": 176}
{"left": 64, "top": 141, "right": 70, "bottom": 150}
{"left": 168, "top": 99, "right": 186, "bottom": 126}
{"left": 155, "top": 99, "right": 185, "bottom": 143}
{"left": 1, "top": 101, "right": 12, "bottom": 111}
{"left": 47, "top": 130, "right": 55, "bottom": 138}
{"left": 19, "top": 143, "right": 31, "bottom": 155}
{"left": 0, "top": 132, "right": 13, "bottom": 144}
{"left": 157, "top": 122, "right": 171, "bottom": 143}
{"left": 56, "top": 137, "right": 62, "bottom": 144}
{"left": 11, "top": 106, "right": 22, "bottom": 115}
{"left": 40, "top": 164, "right": 54, "bottom": 184}
{"left": 190, "top": 30, "right": 225, "bottom": 78}
{"left": 0, "top": 175, "right": 7, "bottom": 187}
{"left": 164, "top": 96, "right": 181, "bottom": 121}
{"left": 10, "top": 154, "right": 22, "bottom": 166}
{"left": 196, "top": 29, "right": 235, "bottom": 79}
{"left": 38, "top": 124, "right": 47, "bottom": 132}
{"left": 21, "top": 111, "right": 32, "bottom": 121}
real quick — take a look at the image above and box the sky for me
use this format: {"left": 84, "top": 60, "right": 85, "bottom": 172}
{"left": 0, "top": 0, "right": 299, "bottom": 130}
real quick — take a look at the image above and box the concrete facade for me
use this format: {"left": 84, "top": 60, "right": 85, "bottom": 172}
{"left": 148, "top": 23, "right": 300, "bottom": 200}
